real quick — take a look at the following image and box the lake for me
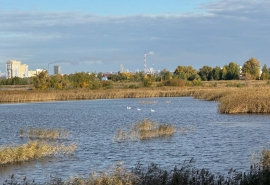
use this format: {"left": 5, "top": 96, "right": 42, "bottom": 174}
{"left": 1, "top": 97, "right": 270, "bottom": 183}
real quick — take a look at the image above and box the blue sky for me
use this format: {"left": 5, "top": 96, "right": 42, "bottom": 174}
{"left": 0, "top": 0, "right": 270, "bottom": 75}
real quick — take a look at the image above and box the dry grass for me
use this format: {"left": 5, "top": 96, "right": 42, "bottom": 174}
{"left": 20, "top": 128, "right": 69, "bottom": 140}
{"left": 192, "top": 87, "right": 270, "bottom": 113}
{"left": 115, "top": 119, "right": 175, "bottom": 141}
{"left": 0, "top": 140, "right": 76, "bottom": 165}
{"left": 1, "top": 81, "right": 270, "bottom": 114}
{"left": 69, "top": 162, "right": 139, "bottom": 185}
{"left": 260, "top": 149, "right": 270, "bottom": 167}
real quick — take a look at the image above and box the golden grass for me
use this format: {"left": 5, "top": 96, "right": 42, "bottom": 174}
{"left": 192, "top": 87, "right": 270, "bottom": 113}
{"left": 260, "top": 149, "right": 270, "bottom": 167}
{"left": 69, "top": 162, "right": 139, "bottom": 185}
{"left": 0, "top": 140, "right": 76, "bottom": 165}
{"left": 20, "top": 128, "right": 69, "bottom": 140}
{"left": 1, "top": 81, "right": 270, "bottom": 114}
{"left": 115, "top": 119, "right": 175, "bottom": 141}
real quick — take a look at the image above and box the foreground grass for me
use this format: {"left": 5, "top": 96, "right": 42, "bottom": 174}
{"left": 0, "top": 141, "right": 76, "bottom": 165}
{"left": 116, "top": 119, "right": 175, "bottom": 141}
{"left": 4, "top": 161, "right": 270, "bottom": 185}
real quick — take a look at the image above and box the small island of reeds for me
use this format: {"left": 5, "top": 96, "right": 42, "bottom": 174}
{"left": 115, "top": 119, "right": 175, "bottom": 141}
{"left": 0, "top": 128, "right": 76, "bottom": 166}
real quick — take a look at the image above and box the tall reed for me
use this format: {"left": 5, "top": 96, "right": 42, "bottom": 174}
{"left": 115, "top": 119, "right": 175, "bottom": 141}
{"left": 0, "top": 141, "right": 76, "bottom": 165}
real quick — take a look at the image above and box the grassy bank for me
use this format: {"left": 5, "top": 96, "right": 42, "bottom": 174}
{"left": 1, "top": 83, "right": 270, "bottom": 114}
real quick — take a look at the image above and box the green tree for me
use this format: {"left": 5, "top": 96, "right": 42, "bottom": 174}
{"left": 225, "top": 62, "right": 240, "bottom": 80}
{"left": 70, "top": 72, "right": 95, "bottom": 88}
{"left": 33, "top": 71, "right": 49, "bottom": 90}
{"left": 211, "top": 66, "right": 222, "bottom": 80}
{"left": 174, "top": 66, "right": 197, "bottom": 80}
{"left": 97, "top": 72, "right": 103, "bottom": 81}
{"left": 198, "top": 66, "right": 213, "bottom": 81}
{"left": 221, "top": 67, "right": 227, "bottom": 80}
{"left": 160, "top": 68, "right": 172, "bottom": 81}
{"left": 242, "top": 57, "right": 261, "bottom": 80}
{"left": 261, "top": 64, "right": 269, "bottom": 80}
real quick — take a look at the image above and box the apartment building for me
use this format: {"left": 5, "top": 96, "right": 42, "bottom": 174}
{"left": 6, "top": 60, "right": 28, "bottom": 78}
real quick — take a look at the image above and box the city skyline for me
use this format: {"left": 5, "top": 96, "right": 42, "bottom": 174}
{"left": 0, "top": 0, "right": 270, "bottom": 74}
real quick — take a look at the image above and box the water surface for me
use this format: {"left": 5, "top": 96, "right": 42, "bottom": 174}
{"left": 0, "top": 97, "right": 270, "bottom": 182}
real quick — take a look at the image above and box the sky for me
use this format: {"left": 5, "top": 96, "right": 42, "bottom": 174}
{"left": 0, "top": 0, "right": 270, "bottom": 74}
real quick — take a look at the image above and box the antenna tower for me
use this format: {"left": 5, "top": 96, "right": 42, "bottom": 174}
{"left": 144, "top": 51, "right": 147, "bottom": 74}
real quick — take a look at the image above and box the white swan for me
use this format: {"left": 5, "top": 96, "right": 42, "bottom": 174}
{"left": 127, "top": 106, "right": 131, "bottom": 109}
{"left": 151, "top": 108, "right": 155, "bottom": 112}
{"left": 137, "top": 107, "right": 141, "bottom": 111}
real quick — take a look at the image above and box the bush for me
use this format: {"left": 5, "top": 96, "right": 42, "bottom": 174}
{"left": 101, "top": 80, "right": 113, "bottom": 89}
{"left": 128, "top": 84, "right": 140, "bottom": 89}
{"left": 142, "top": 78, "right": 153, "bottom": 87}
{"left": 162, "top": 79, "right": 185, "bottom": 87}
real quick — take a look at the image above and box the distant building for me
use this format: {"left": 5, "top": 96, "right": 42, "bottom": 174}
{"left": 6, "top": 60, "right": 28, "bottom": 78}
{"left": 54, "top": 65, "right": 61, "bottom": 75}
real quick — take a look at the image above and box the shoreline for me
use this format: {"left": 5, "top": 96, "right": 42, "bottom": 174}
{"left": 1, "top": 85, "right": 270, "bottom": 114}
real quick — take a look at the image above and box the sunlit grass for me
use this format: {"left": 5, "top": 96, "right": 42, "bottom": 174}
{"left": 0, "top": 140, "right": 76, "bottom": 165}
{"left": 1, "top": 82, "right": 270, "bottom": 114}
{"left": 115, "top": 119, "right": 175, "bottom": 141}
{"left": 70, "top": 162, "right": 139, "bottom": 185}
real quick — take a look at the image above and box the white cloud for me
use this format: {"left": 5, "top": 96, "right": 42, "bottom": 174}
{"left": 1, "top": 0, "right": 270, "bottom": 73}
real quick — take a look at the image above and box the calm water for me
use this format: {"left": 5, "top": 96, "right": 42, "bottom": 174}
{"left": 1, "top": 97, "right": 270, "bottom": 182}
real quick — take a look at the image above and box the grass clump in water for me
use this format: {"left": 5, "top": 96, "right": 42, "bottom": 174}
{"left": 20, "top": 127, "right": 69, "bottom": 140}
{"left": 115, "top": 119, "right": 175, "bottom": 141}
{"left": 0, "top": 141, "right": 76, "bottom": 165}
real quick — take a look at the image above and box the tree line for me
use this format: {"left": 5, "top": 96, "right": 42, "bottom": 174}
{"left": 0, "top": 57, "right": 269, "bottom": 89}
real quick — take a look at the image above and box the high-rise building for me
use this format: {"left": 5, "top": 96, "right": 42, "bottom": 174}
{"left": 6, "top": 60, "right": 28, "bottom": 78}
{"left": 54, "top": 65, "right": 60, "bottom": 75}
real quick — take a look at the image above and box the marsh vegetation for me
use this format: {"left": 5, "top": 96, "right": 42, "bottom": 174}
{"left": 0, "top": 128, "right": 76, "bottom": 166}
{"left": 20, "top": 127, "right": 69, "bottom": 140}
{"left": 115, "top": 119, "right": 175, "bottom": 141}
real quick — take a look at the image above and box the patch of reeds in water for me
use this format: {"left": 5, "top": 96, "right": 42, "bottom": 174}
{"left": 115, "top": 119, "right": 175, "bottom": 141}
{"left": 20, "top": 128, "right": 69, "bottom": 140}
{"left": 0, "top": 140, "right": 76, "bottom": 165}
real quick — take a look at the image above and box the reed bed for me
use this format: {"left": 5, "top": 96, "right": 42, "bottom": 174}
{"left": 20, "top": 128, "right": 69, "bottom": 140}
{"left": 0, "top": 140, "right": 76, "bottom": 165}
{"left": 1, "top": 85, "right": 270, "bottom": 114}
{"left": 115, "top": 119, "right": 175, "bottom": 141}
{"left": 191, "top": 87, "right": 270, "bottom": 114}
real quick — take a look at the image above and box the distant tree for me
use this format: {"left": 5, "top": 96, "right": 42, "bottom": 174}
{"left": 174, "top": 66, "right": 197, "bottom": 80}
{"left": 97, "top": 72, "right": 103, "bottom": 81}
{"left": 160, "top": 68, "right": 172, "bottom": 81}
{"left": 33, "top": 71, "right": 49, "bottom": 90}
{"left": 198, "top": 66, "right": 213, "bottom": 81}
{"left": 142, "top": 76, "right": 153, "bottom": 87}
{"left": 261, "top": 64, "right": 269, "bottom": 80}
{"left": 225, "top": 62, "right": 240, "bottom": 80}
{"left": 242, "top": 57, "right": 261, "bottom": 80}
{"left": 71, "top": 72, "right": 95, "bottom": 88}
{"left": 211, "top": 66, "right": 222, "bottom": 80}
{"left": 221, "top": 67, "right": 227, "bottom": 80}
